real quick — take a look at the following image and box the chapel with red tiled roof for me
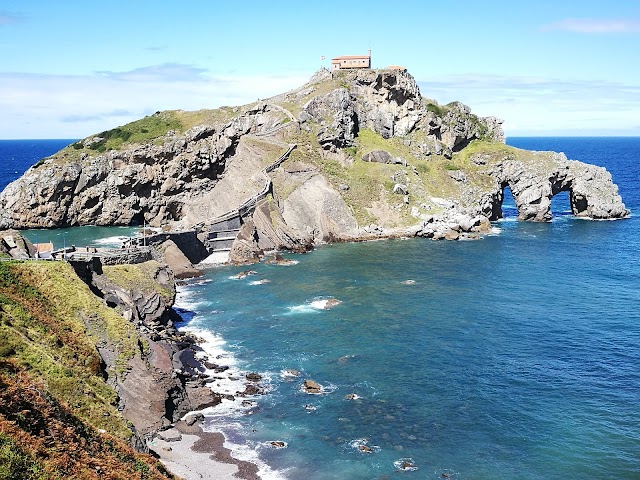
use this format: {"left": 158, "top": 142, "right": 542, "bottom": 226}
{"left": 331, "top": 50, "right": 371, "bottom": 70}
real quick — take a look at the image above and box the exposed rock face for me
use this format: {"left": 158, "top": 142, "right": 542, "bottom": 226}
{"left": 81, "top": 259, "right": 218, "bottom": 437}
{"left": 348, "top": 69, "right": 423, "bottom": 138}
{"left": 479, "top": 151, "right": 629, "bottom": 222}
{"left": 302, "top": 88, "right": 358, "bottom": 151}
{"left": 0, "top": 230, "right": 36, "bottom": 259}
{"left": 228, "top": 197, "right": 313, "bottom": 264}
{"left": 0, "top": 104, "right": 288, "bottom": 229}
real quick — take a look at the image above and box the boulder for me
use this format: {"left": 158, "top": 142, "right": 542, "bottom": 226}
{"left": 393, "top": 184, "right": 408, "bottom": 195}
{"left": 362, "top": 150, "right": 403, "bottom": 165}
{"left": 157, "top": 239, "right": 203, "bottom": 279}
{"left": 303, "top": 380, "right": 322, "bottom": 394}
{"left": 185, "top": 413, "right": 205, "bottom": 426}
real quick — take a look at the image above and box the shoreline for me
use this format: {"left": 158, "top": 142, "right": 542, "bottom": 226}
{"left": 149, "top": 279, "right": 274, "bottom": 480}
{"left": 149, "top": 420, "right": 260, "bottom": 480}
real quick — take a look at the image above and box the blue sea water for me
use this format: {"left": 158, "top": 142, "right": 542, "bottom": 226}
{"left": 0, "top": 139, "right": 76, "bottom": 191}
{"left": 1, "top": 138, "right": 639, "bottom": 479}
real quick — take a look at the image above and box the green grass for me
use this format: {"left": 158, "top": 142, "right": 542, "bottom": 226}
{"left": 102, "top": 261, "right": 174, "bottom": 302}
{"left": 0, "top": 433, "right": 47, "bottom": 480}
{"left": 82, "top": 111, "right": 183, "bottom": 153}
{"left": 49, "top": 106, "right": 242, "bottom": 164}
{"left": 424, "top": 100, "right": 448, "bottom": 117}
{"left": 0, "top": 261, "right": 139, "bottom": 439}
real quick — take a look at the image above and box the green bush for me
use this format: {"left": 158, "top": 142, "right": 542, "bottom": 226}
{"left": 426, "top": 102, "right": 447, "bottom": 117}
{"left": 0, "top": 433, "right": 46, "bottom": 480}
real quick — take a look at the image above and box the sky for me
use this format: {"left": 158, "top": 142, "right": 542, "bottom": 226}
{"left": 0, "top": 0, "right": 639, "bottom": 139}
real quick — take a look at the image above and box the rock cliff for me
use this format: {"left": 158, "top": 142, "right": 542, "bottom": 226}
{"left": 0, "top": 68, "right": 629, "bottom": 263}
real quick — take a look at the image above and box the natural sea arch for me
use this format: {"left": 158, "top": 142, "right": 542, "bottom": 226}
{"left": 489, "top": 179, "right": 592, "bottom": 222}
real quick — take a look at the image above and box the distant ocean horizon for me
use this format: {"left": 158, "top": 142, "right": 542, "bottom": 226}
{"left": 1, "top": 137, "right": 639, "bottom": 479}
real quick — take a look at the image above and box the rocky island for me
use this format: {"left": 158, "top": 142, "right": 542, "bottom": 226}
{"left": 0, "top": 68, "right": 630, "bottom": 478}
{"left": 0, "top": 68, "right": 628, "bottom": 265}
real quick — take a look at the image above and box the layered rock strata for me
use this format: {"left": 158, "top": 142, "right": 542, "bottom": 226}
{"left": 0, "top": 69, "right": 629, "bottom": 265}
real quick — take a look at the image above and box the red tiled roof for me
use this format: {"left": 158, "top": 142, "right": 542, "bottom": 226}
{"left": 332, "top": 55, "right": 370, "bottom": 61}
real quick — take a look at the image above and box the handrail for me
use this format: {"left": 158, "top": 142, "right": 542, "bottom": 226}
{"left": 202, "top": 143, "right": 296, "bottom": 231}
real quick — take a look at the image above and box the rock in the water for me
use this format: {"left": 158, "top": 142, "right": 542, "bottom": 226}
{"left": 484, "top": 152, "right": 629, "bottom": 222}
{"left": 303, "top": 380, "right": 323, "bottom": 394}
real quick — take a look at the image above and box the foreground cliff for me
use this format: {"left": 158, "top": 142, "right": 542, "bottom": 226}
{"left": 0, "top": 258, "right": 174, "bottom": 478}
{"left": 0, "top": 227, "right": 247, "bottom": 478}
{"left": 0, "top": 68, "right": 629, "bottom": 263}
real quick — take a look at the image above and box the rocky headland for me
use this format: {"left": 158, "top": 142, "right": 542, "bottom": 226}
{"left": 0, "top": 67, "right": 631, "bottom": 478}
{"left": 0, "top": 68, "right": 629, "bottom": 265}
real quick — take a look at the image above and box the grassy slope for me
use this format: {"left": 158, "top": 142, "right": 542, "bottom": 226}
{"left": 279, "top": 128, "right": 506, "bottom": 227}
{"left": 45, "top": 105, "right": 244, "bottom": 165}
{"left": 102, "top": 261, "right": 174, "bottom": 303}
{"left": 0, "top": 261, "right": 173, "bottom": 479}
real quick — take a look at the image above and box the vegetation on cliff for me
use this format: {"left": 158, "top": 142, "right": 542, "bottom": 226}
{"left": 0, "top": 261, "right": 174, "bottom": 479}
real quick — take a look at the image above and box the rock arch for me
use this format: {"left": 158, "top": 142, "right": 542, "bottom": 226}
{"left": 486, "top": 154, "right": 629, "bottom": 222}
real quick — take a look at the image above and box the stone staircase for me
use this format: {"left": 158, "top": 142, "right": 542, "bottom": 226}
{"left": 204, "top": 213, "right": 241, "bottom": 253}
{"left": 197, "top": 142, "right": 297, "bottom": 258}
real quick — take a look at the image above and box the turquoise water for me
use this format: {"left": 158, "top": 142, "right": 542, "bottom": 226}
{"left": 177, "top": 138, "right": 640, "bottom": 479}
{"left": 19, "top": 225, "right": 141, "bottom": 249}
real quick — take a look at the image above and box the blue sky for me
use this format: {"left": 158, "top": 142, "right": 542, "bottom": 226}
{"left": 0, "top": 0, "right": 639, "bottom": 138}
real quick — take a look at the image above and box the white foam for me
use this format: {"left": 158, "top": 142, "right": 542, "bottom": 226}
{"left": 175, "top": 285, "right": 215, "bottom": 313}
{"left": 394, "top": 458, "right": 418, "bottom": 471}
{"left": 348, "top": 438, "right": 380, "bottom": 454}
{"left": 250, "top": 279, "right": 271, "bottom": 286}
{"left": 279, "top": 369, "right": 301, "bottom": 379}
{"left": 287, "top": 304, "right": 320, "bottom": 314}
{"left": 291, "top": 297, "right": 343, "bottom": 312}
{"left": 174, "top": 283, "right": 289, "bottom": 480}
{"left": 309, "top": 299, "right": 337, "bottom": 310}
{"left": 92, "top": 235, "right": 130, "bottom": 247}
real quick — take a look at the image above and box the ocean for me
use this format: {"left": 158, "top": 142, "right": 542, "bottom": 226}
{"left": 1, "top": 138, "right": 639, "bottom": 479}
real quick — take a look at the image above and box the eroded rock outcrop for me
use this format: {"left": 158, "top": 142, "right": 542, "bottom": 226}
{"left": 0, "top": 68, "right": 629, "bottom": 265}
{"left": 476, "top": 150, "right": 629, "bottom": 222}
{"left": 0, "top": 229, "right": 36, "bottom": 259}
{"left": 78, "top": 259, "right": 219, "bottom": 437}
{"left": 0, "top": 104, "right": 290, "bottom": 229}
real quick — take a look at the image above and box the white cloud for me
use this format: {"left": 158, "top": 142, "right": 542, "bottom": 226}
{"left": 0, "top": 64, "right": 308, "bottom": 138}
{"left": 541, "top": 18, "right": 640, "bottom": 34}
{"left": 418, "top": 74, "right": 640, "bottom": 136}
{"left": 2, "top": 65, "right": 638, "bottom": 138}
